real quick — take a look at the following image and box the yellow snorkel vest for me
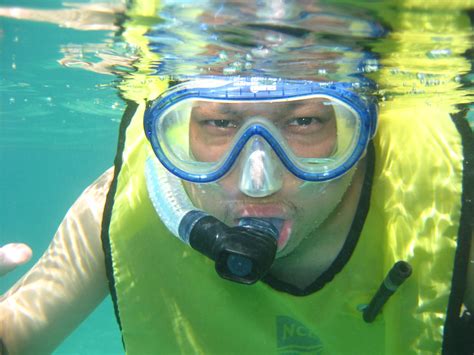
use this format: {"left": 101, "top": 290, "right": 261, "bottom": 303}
{"left": 102, "top": 2, "right": 473, "bottom": 354}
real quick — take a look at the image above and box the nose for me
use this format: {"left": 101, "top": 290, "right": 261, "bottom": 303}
{"left": 238, "top": 136, "right": 283, "bottom": 198}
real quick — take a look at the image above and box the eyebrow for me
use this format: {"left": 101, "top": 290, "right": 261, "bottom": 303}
{"left": 192, "top": 99, "right": 334, "bottom": 120}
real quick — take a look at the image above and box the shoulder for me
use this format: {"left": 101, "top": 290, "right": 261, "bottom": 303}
{"left": 81, "top": 167, "right": 114, "bottom": 206}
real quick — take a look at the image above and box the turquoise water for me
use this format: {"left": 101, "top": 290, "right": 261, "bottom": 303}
{"left": 1, "top": 0, "right": 123, "bottom": 353}
{"left": 1, "top": 1, "right": 473, "bottom": 353}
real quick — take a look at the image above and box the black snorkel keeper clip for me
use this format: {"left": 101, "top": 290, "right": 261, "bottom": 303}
{"left": 363, "top": 260, "right": 412, "bottom": 323}
{"left": 179, "top": 210, "right": 278, "bottom": 285}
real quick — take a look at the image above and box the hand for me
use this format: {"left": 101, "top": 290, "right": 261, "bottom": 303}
{"left": 0, "top": 243, "right": 32, "bottom": 276}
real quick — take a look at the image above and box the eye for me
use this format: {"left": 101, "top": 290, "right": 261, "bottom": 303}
{"left": 203, "top": 119, "right": 239, "bottom": 129}
{"left": 287, "top": 117, "right": 323, "bottom": 127}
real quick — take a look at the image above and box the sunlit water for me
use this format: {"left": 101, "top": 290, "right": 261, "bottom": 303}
{"left": 1, "top": 0, "right": 473, "bottom": 353}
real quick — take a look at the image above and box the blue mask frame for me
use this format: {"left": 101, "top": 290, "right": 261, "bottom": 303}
{"left": 144, "top": 76, "right": 377, "bottom": 183}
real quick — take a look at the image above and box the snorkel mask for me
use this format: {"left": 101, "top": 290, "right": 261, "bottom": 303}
{"left": 144, "top": 76, "right": 377, "bottom": 284}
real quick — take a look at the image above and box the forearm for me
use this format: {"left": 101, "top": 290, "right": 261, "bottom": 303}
{"left": 0, "top": 168, "right": 113, "bottom": 354}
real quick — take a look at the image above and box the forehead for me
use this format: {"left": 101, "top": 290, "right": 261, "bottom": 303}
{"left": 190, "top": 98, "right": 331, "bottom": 117}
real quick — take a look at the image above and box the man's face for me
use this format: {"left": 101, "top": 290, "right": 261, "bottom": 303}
{"left": 183, "top": 100, "right": 356, "bottom": 257}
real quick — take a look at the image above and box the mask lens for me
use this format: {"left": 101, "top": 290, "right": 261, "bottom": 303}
{"left": 154, "top": 95, "right": 361, "bottom": 178}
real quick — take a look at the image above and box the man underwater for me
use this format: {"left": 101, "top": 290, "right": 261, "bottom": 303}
{"left": 1, "top": 0, "right": 473, "bottom": 354}
{"left": 2, "top": 77, "right": 472, "bottom": 353}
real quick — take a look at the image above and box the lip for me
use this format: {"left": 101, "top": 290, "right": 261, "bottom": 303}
{"left": 233, "top": 203, "right": 292, "bottom": 219}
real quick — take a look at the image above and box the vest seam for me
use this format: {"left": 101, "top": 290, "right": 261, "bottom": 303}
{"left": 100, "top": 100, "right": 139, "bottom": 347}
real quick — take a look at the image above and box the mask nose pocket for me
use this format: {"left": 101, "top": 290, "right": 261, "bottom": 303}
{"left": 238, "top": 136, "right": 283, "bottom": 197}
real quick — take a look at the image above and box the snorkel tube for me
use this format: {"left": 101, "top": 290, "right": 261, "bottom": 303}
{"left": 145, "top": 158, "right": 279, "bottom": 284}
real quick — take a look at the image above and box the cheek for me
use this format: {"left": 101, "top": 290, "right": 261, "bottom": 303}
{"left": 284, "top": 171, "right": 354, "bottom": 231}
{"left": 288, "top": 122, "right": 338, "bottom": 158}
{"left": 189, "top": 129, "right": 233, "bottom": 162}
{"left": 317, "top": 119, "right": 338, "bottom": 157}
{"left": 183, "top": 180, "right": 232, "bottom": 218}
{"left": 189, "top": 129, "right": 211, "bottom": 161}
{"left": 326, "top": 120, "right": 338, "bottom": 152}
{"left": 189, "top": 120, "right": 220, "bottom": 162}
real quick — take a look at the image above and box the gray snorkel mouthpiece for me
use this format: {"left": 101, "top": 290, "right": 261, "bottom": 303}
{"left": 179, "top": 211, "right": 279, "bottom": 284}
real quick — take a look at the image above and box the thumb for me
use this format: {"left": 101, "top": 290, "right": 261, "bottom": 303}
{"left": 0, "top": 243, "right": 33, "bottom": 277}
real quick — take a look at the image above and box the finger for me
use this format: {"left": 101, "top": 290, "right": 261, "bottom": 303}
{"left": 0, "top": 243, "right": 33, "bottom": 276}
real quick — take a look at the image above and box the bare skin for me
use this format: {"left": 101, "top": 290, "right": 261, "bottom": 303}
{"left": 0, "top": 244, "right": 32, "bottom": 277}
